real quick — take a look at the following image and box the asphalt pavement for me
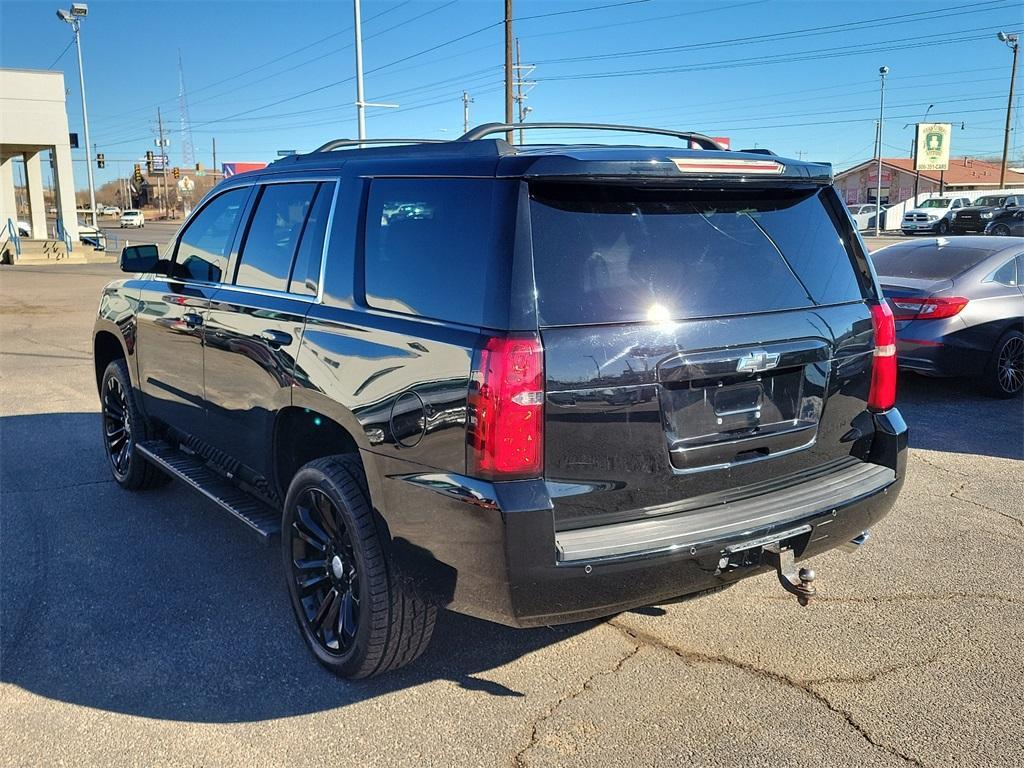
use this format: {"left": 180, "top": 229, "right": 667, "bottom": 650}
{"left": 1, "top": 261, "right": 1022, "bottom": 768}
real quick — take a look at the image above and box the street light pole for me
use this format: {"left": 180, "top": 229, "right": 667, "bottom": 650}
{"left": 57, "top": 5, "right": 96, "bottom": 229}
{"left": 353, "top": 0, "right": 366, "bottom": 142}
{"left": 874, "top": 66, "right": 888, "bottom": 237}
{"left": 997, "top": 32, "right": 1019, "bottom": 189}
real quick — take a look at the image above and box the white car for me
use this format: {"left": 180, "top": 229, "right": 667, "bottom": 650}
{"left": 120, "top": 210, "right": 145, "bottom": 228}
{"left": 900, "top": 196, "right": 971, "bottom": 235}
{"left": 848, "top": 204, "right": 887, "bottom": 231}
{"left": 16, "top": 220, "right": 31, "bottom": 237}
{"left": 100, "top": 205, "right": 121, "bottom": 216}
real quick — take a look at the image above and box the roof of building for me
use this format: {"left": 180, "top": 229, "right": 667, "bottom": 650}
{"left": 836, "top": 156, "right": 1024, "bottom": 187}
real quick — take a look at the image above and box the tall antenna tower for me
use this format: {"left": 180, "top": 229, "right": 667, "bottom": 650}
{"left": 177, "top": 50, "right": 196, "bottom": 169}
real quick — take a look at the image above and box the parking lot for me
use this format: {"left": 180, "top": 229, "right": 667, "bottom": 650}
{"left": 1, "top": 261, "right": 1021, "bottom": 768}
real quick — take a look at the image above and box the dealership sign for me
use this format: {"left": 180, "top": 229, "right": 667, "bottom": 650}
{"left": 222, "top": 162, "right": 268, "bottom": 177}
{"left": 915, "top": 123, "right": 951, "bottom": 171}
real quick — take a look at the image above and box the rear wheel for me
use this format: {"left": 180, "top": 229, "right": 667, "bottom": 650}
{"left": 282, "top": 455, "right": 437, "bottom": 678}
{"left": 937, "top": 220, "right": 950, "bottom": 235}
{"left": 980, "top": 330, "right": 1024, "bottom": 398}
{"left": 100, "top": 358, "right": 168, "bottom": 489}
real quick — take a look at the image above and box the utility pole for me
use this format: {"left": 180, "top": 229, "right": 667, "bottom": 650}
{"left": 513, "top": 38, "right": 536, "bottom": 145}
{"left": 462, "top": 91, "right": 473, "bottom": 134}
{"left": 997, "top": 32, "right": 1019, "bottom": 188}
{"left": 354, "top": 0, "right": 366, "bottom": 141}
{"left": 504, "top": 0, "right": 514, "bottom": 143}
{"left": 874, "top": 66, "right": 888, "bottom": 237}
{"left": 212, "top": 137, "right": 217, "bottom": 182}
{"left": 157, "top": 107, "right": 168, "bottom": 220}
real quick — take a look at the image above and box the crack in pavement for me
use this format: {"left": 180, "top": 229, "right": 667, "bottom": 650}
{"left": 949, "top": 490, "right": 1023, "bottom": 528}
{"left": 759, "top": 591, "right": 1022, "bottom": 606}
{"left": 913, "top": 453, "right": 971, "bottom": 479}
{"left": 804, "top": 655, "right": 941, "bottom": 687}
{"left": 606, "top": 620, "right": 926, "bottom": 768}
{"left": 511, "top": 630, "right": 641, "bottom": 768}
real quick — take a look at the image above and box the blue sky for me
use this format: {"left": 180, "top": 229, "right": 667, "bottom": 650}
{"left": 1, "top": 0, "right": 1021, "bottom": 190}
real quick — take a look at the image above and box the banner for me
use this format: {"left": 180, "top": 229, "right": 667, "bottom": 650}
{"left": 915, "top": 123, "right": 951, "bottom": 171}
{"left": 222, "top": 162, "right": 268, "bottom": 178}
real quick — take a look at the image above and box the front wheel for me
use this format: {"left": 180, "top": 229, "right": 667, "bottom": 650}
{"left": 990, "top": 224, "right": 1011, "bottom": 237}
{"left": 100, "top": 358, "right": 168, "bottom": 489}
{"left": 937, "top": 220, "right": 950, "bottom": 235}
{"left": 980, "top": 330, "right": 1024, "bottom": 398}
{"left": 282, "top": 455, "right": 437, "bottom": 678}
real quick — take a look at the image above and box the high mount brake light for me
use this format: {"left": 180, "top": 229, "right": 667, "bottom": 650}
{"left": 889, "top": 296, "right": 969, "bottom": 321}
{"left": 466, "top": 335, "right": 544, "bottom": 479}
{"left": 868, "top": 302, "right": 897, "bottom": 412}
{"left": 670, "top": 157, "right": 785, "bottom": 175}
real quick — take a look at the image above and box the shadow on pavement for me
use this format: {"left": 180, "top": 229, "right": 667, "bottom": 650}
{"left": 0, "top": 412, "right": 590, "bottom": 723}
{"left": 897, "top": 372, "right": 1024, "bottom": 460}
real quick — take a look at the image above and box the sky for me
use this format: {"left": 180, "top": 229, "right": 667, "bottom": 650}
{"left": 1, "top": 0, "right": 1021, "bottom": 191}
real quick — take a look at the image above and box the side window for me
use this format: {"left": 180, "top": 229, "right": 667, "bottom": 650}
{"left": 289, "top": 183, "right": 335, "bottom": 296}
{"left": 362, "top": 178, "right": 514, "bottom": 328}
{"left": 234, "top": 183, "right": 317, "bottom": 292}
{"left": 992, "top": 258, "right": 1018, "bottom": 287}
{"left": 173, "top": 187, "right": 249, "bottom": 282}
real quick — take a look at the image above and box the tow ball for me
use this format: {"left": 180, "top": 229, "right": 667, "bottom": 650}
{"left": 762, "top": 543, "right": 816, "bottom": 607}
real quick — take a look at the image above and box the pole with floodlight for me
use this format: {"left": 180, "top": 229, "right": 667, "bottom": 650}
{"left": 56, "top": 3, "right": 96, "bottom": 230}
{"left": 874, "top": 66, "right": 888, "bottom": 237}
{"left": 996, "top": 32, "right": 1019, "bottom": 189}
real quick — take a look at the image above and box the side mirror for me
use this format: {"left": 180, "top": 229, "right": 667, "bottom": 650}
{"left": 119, "top": 244, "right": 161, "bottom": 274}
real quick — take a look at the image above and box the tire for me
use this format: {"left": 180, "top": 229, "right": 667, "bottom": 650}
{"left": 990, "top": 224, "right": 1011, "bottom": 237}
{"left": 100, "top": 358, "right": 168, "bottom": 489}
{"left": 282, "top": 455, "right": 437, "bottom": 678}
{"left": 937, "top": 220, "right": 950, "bottom": 235}
{"left": 979, "top": 330, "right": 1024, "bottom": 398}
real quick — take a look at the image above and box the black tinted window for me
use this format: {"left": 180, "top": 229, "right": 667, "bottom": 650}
{"left": 529, "top": 184, "right": 861, "bottom": 326}
{"left": 289, "top": 183, "right": 334, "bottom": 296}
{"left": 235, "top": 183, "right": 317, "bottom": 292}
{"left": 872, "top": 244, "right": 993, "bottom": 280}
{"left": 174, "top": 187, "right": 249, "bottom": 282}
{"left": 363, "top": 179, "right": 513, "bottom": 328}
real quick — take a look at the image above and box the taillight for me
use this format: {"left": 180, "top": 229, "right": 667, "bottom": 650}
{"left": 889, "top": 296, "right": 969, "bottom": 320}
{"left": 868, "top": 302, "right": 897, "bottom": 411}
{"left": 466, "top": 335, "right": 544, "bottom": 479}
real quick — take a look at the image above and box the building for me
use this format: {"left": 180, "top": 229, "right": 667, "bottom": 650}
{"left": 0, "top": 68, "right": 79, "bottom": 247}
{"left": 835, "top": 156, "right": 1024, "bottom": 207}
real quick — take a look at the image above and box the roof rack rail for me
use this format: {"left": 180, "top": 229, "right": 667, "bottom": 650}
{"left": 313, "top": 138, "right": 446, "bottom": 152}
{"left": 456, "top": 122, "right": 726, "bottom": 151}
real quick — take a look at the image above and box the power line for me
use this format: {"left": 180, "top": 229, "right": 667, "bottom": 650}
{"left": 45, "top": 39, "right": 75, "bottom": 70}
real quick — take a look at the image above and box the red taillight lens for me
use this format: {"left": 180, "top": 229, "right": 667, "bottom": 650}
{"left": 467, "top": 335, "right": 544, "bottom": 479}
{"left": 889, "top": 296, "right": 969, "bottom": 321}
{"left": 868, "top": 301, "right": 897, "bottom": 411}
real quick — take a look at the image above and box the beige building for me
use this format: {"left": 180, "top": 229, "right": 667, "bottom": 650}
{"left": 0, "top": 68, "right": 79, "bottom": 247}
{"left": 835, "top": 156, "right": 1024, "bottom": 207}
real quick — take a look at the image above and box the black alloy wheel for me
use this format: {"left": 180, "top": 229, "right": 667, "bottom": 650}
{"left": 282, "top": 455, "right": 437, "bottom": 678}
{"left": 100, "top": 358, "right": 167, "bottom": 490}
{"left": 103, "top": 373, "right": 132, "bottom": 478}
{"left": 991, "top": 224, "right": 1011, "bottom": 237}
{"left": 981, "top": 331, "right": 1024, "bottom": 398}
{"left": 937, "top": 219, "right": 950, "bottom": 235}
{"left": 289, "top": 487, "right": 361, "bottom": 656}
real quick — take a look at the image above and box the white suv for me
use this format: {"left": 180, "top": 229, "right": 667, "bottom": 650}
{"left": 119, "top": 210, "right": 145, "bottom": 228}
{"left": 900, "top": 196, "right": 971, "bottom": 235}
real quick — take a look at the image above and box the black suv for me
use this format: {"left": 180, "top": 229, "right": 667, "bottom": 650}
{"left": 93, "top": 123, "right": 907, "bottom": 678}
{"left": 951, "top": 193, "right": 1023, "bottom": 234}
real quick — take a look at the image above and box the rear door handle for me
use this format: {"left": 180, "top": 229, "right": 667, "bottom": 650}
{"left": 183, "top": 312, "right": 204, "bottom": 329}
{"left": 260, "top": 329, "right": 292, "bottom": 348}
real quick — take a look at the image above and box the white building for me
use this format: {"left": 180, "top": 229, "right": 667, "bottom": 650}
{"left": 0, "top": 68, "right": 80, "bottom": 247}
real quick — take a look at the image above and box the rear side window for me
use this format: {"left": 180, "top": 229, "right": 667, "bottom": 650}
{"left": 363, "top": 178, "right": 514, "bottom": 328}
{"left": 235, "top": 183, "right": 317, "bottom": 292}
{"left": 288, "top": 183, "right": 334, "bottom": 296}
{"left": 529, "top": 184, "right": 863, "bottom": 326}
{"left": 872, "top": 244, "right": 992, "bottom": 280}
{"left": 173, "top": 187, "right": 249, "bottom": 282}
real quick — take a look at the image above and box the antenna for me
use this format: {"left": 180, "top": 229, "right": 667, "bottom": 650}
{"left": 178, "top": 49, "right": 196, "bottom": 169}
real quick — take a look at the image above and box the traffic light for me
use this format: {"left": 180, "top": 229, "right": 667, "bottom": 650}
{"left": 172, "top": 167, "right": 180, "bottom": 180}
{"left": 195, "top": 162, "right": 203, "bottom": 172}
{"left": 145, "top": 150, "right": 154, "bottom": 174}
{"left": 96, "top": 152, "right": 105, "bottom": 169}
{"left": 133, "top": 164, "right": 143, "bottom": 184}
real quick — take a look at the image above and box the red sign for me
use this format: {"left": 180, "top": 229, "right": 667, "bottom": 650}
{"left": 222, "top": 162, "right": 268, "bottom": 178}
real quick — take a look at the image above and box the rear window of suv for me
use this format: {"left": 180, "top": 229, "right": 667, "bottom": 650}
{"left": 529, "top": 183, "right": 864, "bottom": 326}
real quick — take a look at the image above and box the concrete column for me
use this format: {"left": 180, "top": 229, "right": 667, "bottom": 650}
{"left": 24, "top": 150, "right": 47, "bottom": 240}
{"left": 0, "top": 155, "right": 16, "bottom": 232}
{"left": 51, "top": 142, "right": 79, "bottom": 243}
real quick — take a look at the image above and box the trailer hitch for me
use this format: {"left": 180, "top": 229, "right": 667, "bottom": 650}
{"left": 762, "top": 543, "right": 816, "bottom": 606}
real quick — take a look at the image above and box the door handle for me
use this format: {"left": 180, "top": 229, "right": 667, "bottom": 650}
{"left": 183, "top": 312, "right": 204, "bottom": 329}
{"left": 260, "top": 329, "right": 292, "bottom": 348}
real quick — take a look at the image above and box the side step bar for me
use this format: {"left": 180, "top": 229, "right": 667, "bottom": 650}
{"left": 136, "top": 440, "right": 281, "bottom": 544}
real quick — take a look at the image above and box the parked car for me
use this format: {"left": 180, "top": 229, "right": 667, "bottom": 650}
{"left": 119, "top": 209, "right": 144, "bottom": 228}
{"left": 900, "top": 196, "right": 972, "bottom": 235}
{"left": 100, "top": 205, "right": 121, "bottom": 216}
{"left": 94, "top": 124, "right": 907, "bottom": 678}
{"left": 985, "top": 207, "right": 1024, "bottom": 237}
{"left": 848, "top": 203, "right": 888, "bottom": 231}
{"left": 15, "top": 220, "right": 31, "bottom": 237}
{"left": 872, "top": 236, "right": 1023, "bottom": 396}
{"left": 951, "top": 194, "right": 1024, "bottom": 234}
{"left": 77, "top": 220, "right": 106, "bottom": 250}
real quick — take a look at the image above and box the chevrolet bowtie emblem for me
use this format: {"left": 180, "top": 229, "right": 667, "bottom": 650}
{"left": 736, "top": 350, "right": 781, "bottom": 374}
